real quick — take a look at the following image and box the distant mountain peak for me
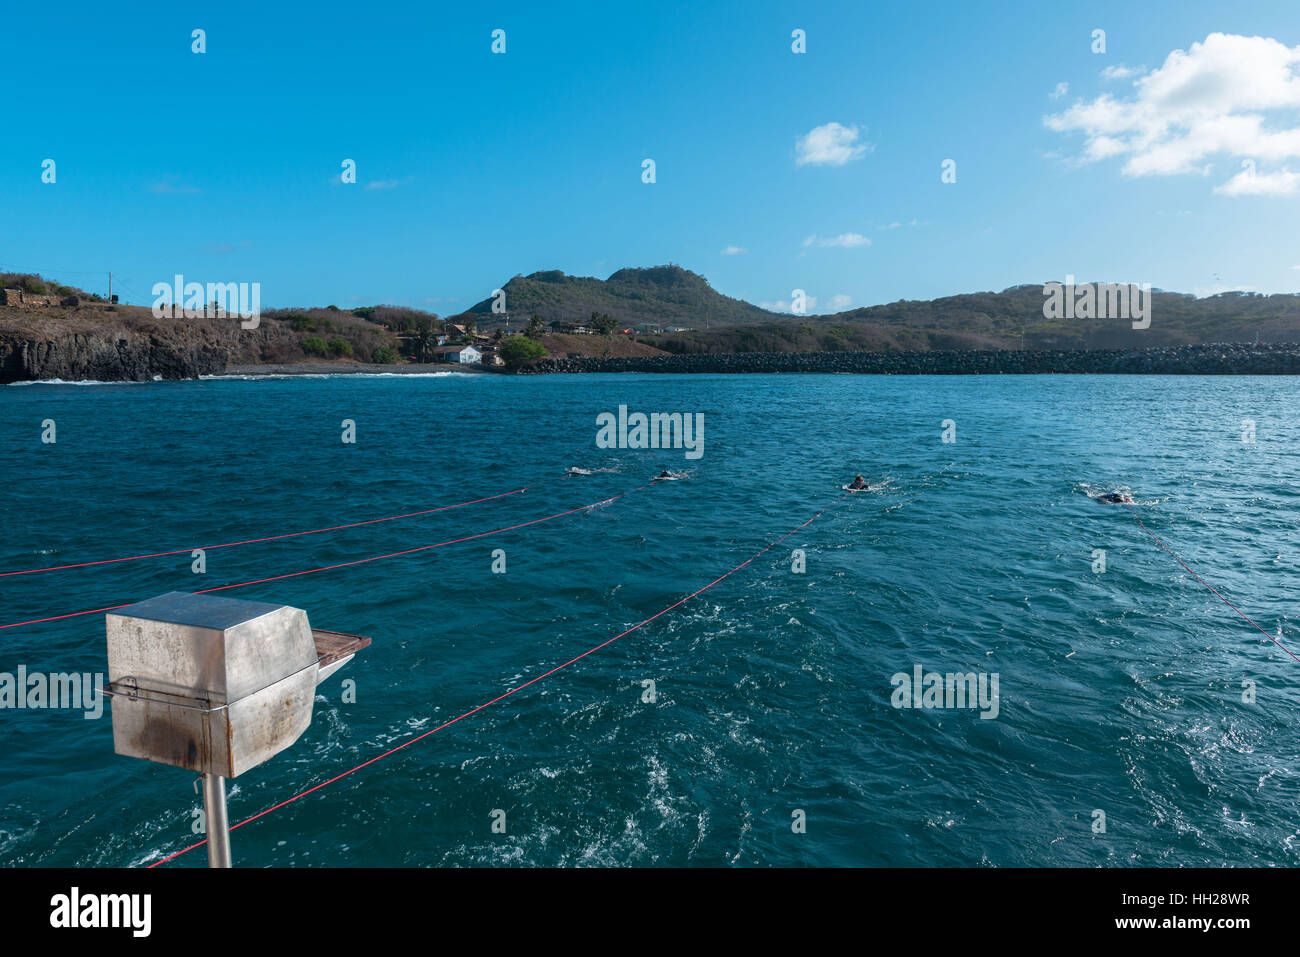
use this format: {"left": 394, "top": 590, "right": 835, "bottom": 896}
{"left": 458, "top": 264, "right": 773, "bottom": 328}
{"left": 606, "top": 265, "right": 707, "bottom": 287}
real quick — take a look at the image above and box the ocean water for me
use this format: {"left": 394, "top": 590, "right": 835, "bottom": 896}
{"left": 1, "top": 372, "right": 1299, "bottom": 868}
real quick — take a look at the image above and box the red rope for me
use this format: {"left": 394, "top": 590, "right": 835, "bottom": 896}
{"left": 144, "top": 491, "right": 849, "bottom": 867}
{"left": 0, "top": 485, "right": 649, "bottom": 633}
{"left": 0, "top": 487, "right": 530, "bottom": 578}
{"left": 1125, "top": 504, "right": 1300, "bottom": 664}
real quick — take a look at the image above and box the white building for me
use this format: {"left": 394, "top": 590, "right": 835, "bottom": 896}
{"left": 441, "top": 345, "right": 481, "bottom": 364}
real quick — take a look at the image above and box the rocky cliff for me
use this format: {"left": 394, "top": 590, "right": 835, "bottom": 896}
{"left": 0, "top": 303, "right": 318, "bottom": 383}
{"left": 0, "top": 329, "right": 229, "bottom": 382}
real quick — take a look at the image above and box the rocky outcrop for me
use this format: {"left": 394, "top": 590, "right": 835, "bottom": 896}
{"left": 0, "top": 329, "right": 228, "bottom": 382}
{"left": 0, "top": 301, "right": 340, "bottom": 382}
{"left": 514, "top": 343, "right": 1300, "bottom": 375}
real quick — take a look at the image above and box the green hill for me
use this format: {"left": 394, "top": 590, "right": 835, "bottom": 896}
{"left": 454, "top": 265, "right": 777, "bottom": 330}
{"left": 647, "top": 285, "right": 1300, "bottom": 354}
{"left": 456, "top": 268, "right": 1300, "bottom": 351}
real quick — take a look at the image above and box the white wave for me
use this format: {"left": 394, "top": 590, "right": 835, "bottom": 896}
{"left": 7, "top": 378, "right": 151, "bottom": 386}
{"left": 199, "top": 372, "right": 472, "bottom": 381}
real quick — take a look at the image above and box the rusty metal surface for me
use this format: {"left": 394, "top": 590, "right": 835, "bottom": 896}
{"left": 106, "top": 592, "right": 318, "bottom": 778}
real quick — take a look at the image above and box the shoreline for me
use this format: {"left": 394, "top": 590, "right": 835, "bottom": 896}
{"left": 9, "top": 343, "right": 1300, "bottom": 383}
{"left": 221, "top": 361, "right": 498, "bottom": 376}
{"left": 515, "top": 342, "right": 1300, "bottom": 376}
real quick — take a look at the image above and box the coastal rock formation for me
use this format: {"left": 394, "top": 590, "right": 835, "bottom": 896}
{"left": 0, "top": 301, "right": 314, "bottom": 383}
{"left": 514, "top": 343, "right": 1300, "bottom": 375}
{"left": 0, "top": 293, "right": 410, "bottom": 383}
{"left": 0, "top": 330, "right": 229, "bottom": 382}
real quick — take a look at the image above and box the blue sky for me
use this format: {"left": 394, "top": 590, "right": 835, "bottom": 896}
{"left": 3, "top": 0, "right": 1300, "bottom": 314}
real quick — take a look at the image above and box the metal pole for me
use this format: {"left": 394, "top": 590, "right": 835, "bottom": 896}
{"left": 203, "top": 773, "right": 232, "bottom": 868}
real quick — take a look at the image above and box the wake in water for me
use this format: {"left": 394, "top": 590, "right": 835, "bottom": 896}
{"left": 1078, "top": 482, "right": 1164, "bottom": 506}
{"left": 8, "top": 374, "right": 1299, "bottom": 870}
{"left": 842, "top": 476, "right": 892, "bottom": 493}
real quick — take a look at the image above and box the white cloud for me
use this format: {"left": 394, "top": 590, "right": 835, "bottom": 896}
{"left": 1215, "top": 166, "right": 1300, "bottom": 195}
{"left": 1046, "top": 33, "right": 1300, "bottom": 194}
{"left": 795, "top": 122, "right": 871, "bottom": 166}
{"left": 881, "top": 218, "right": 925, "bottom": 229}
{"left": 803, "top": 232, "right": 870, "bottom": 248}
{"left": 1051, "top": 82, "right": 1070, "bottom": 100}
{"left": 721, "top": 245, "right": 747, "bottom": 255}
{"left": 760, "top": 297, "right": 818, "bottom": 312}
{"left": 827, "top": 294, "right": 852, "bottom": 310}
{"left": 1100, "top": 64, "right": 1142, "bottom": 80}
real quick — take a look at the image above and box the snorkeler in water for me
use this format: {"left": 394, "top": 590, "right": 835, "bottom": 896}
{"left": 1097, "top": 491, "right": 1134, "bottom": 504}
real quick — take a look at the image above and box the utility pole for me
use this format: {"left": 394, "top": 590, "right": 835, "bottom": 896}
{"left": 108, "top": 271, "right": 111, "bottom": 302}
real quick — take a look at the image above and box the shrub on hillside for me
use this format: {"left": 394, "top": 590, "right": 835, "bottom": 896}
{"left": 302, "top": 336, "right": 329, "bottom": 356}
{"left": 499, "top": 335, "right": 546, "bottom": 366}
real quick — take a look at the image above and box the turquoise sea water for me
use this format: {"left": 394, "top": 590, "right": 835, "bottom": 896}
{"left": 2, "top": 372, "right": 1299, "bottom": 867}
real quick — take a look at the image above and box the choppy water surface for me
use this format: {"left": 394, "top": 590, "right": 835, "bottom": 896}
{"left": 2, "top": 372, "right": 1299, "bottom": 867}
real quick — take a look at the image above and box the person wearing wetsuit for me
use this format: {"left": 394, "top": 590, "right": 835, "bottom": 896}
{"left": 850, "top": 474, "right": 868, "bottom": 490}
{"left": 1098, "top": 492, "right": 1133, "bottom": 504}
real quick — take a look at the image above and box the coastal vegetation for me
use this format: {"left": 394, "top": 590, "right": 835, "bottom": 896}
{"left": 498, "top": 334, "right": 547, "bottom": 366}
{"left": 0, "top": 273, "right": 94, "bottom": 301}
{"left": 4, "top": 266, "right": 1300, "bottom": 382}
{"left": 647, "top": 286, "right": 1300, "bottom": 353}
